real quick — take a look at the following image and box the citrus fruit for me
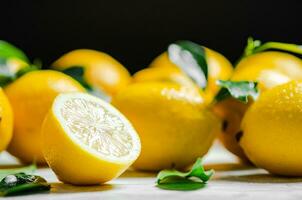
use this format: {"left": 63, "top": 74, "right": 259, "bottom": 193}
{"left": 133, "top": 67, "right": 210, "bottom": 103}
{"left": 133, "top": 67, "right": 196, "bottom": 89}
{"left": 241, "top": 81, "right": 302, "bottom": 176}
{"left": 149, "top": 47, "right": 233, "bottom": 99}
{"left": 5, "top": 70, "right": 85, "bottom": 164}
{"left": 233, "top": 51, "right": 302, "bottom": 81}
{"left": 213, "top": 98, "right": 250, "bottom": 161}
{"left": 0, "top": 88, "right": 13, "bottom": 152}
{"left": 112, "top": 82, "right": 220, "bottom": 171}
{"left": 42, "top": 92, "right": 141, "bottom": 185}
{"left": 214, "top": 51, "right": 302, "bottom": 161}
{"left": 52, "top": 49, "right": 132, "bottom": 96}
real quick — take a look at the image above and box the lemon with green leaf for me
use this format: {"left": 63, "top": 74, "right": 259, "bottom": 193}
{"left": 52, "top": 49, "right": 132, "bottom": 97}
{"left": 148, "top": 41, "right": 233, "bottom": 100}
{"left": 214, "top": 38, "right": 302, "bottom": 161}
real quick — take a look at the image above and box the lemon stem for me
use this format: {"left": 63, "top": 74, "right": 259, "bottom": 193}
{"left": 253, "top": 42, "right": 302, "bottom": 55}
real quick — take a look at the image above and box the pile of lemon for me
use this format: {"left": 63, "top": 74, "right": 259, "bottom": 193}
{"left": 0, "top": 38, "right": 302, "bottom": 185}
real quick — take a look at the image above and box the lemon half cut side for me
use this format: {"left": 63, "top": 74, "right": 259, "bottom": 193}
{"left": 42, "top": 92, "right": 141, "bottom": 185}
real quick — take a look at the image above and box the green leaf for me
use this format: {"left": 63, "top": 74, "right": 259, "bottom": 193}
{"left": 61, "top": 66, "right": 111, "bottom": 101}
{"left": 0, "top": 172, "right": 50, "bottom": 196}
{"left": 0, "top": 164, "right": 36, "bottom": 180}
{"left": 156, "top": 158, "right": 213, "bottom": 191}
{"left": 0, "top": 40, "right": 29, "bottom": 63}
{"left": 33, "top": 58, "right": 43, "bottom": 69}
{"left": 168, "top": 40, "right": 208, "bottom": 89}
{"left": 0, "top": 62, "right": 39, "bottom": 87}
{"left": 215, "top": 80, "right": 259, "bottom": 103}
{"left": 0, "top": 58, "right": 6, "bottom": 65}
{"left": 16, "top": 65, "right": 40, "bottom": 78}
{"left": 157, "top": 177, "right": 206, "bottom": 191}
{"left": 61, "top": 66, "right": 92, "bottom": 89}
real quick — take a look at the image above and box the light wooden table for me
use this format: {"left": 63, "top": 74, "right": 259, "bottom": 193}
{"left": 2, "top": 142, "right": 302, "bottom": 200}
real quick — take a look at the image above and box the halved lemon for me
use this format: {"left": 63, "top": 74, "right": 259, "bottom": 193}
{"left": 41, "top": 92, "right": 141, "bottom": 185}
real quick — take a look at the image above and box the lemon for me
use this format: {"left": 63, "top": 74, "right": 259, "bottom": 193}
{"left": 112, "top": 82, "right": 220, "bottom": 171}
{"left": 233, "top": 51, "right": 302, "bottom": 81}
{"left": 42, "top": 92, "right": 141, "bottom": 185}
{"left": 0, "top": 88, "right": 13, "bottom": 152}
{"left": 149, "top": 48, "right": 233, "bottom": 99}
{"left": 241, "top": 81, "right": 302, "bottom": 176}
{"left": 213, "top": 98, "right": 250, "bottom": 161}
{"left": 214, "top": 51, "right": 302, "bottom": 161}
{"left": 133, "top": 67, "right": 210, "bottom": 103}
{"left": 5, "top": 70, "right": 85, "bottom": 164}
{"left": 133, "top": 67, "right": 196, "bottom": 89}
{"left": 52, "top": 49, "right": 132, "bottom": 96}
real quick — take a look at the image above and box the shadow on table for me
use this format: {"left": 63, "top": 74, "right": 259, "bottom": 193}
{"left": 202, "top": 162, "right": 302, "bottom": 183}
{"left": 120, "top": 163, "right": 253, "bottom": 178}
{"left": 217, "top": 173, "right": 302, "bottom": 183}
{"left": 205, "top": 162, "right": 253, "bottom": 171}
{"left": 50, "top": 183, "right": 115, "bottom": 193}
{"left": 120, "top": 170, "right": 156, "bottom": 178}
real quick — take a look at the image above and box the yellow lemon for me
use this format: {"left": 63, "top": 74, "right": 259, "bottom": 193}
{"left": 214, "top": 52, "right": 302, "bottom": 161}
{"left": 133, "top": 67, "right": 210, "bottom": 103}
{"left": 5, "top": 70, "right": 85, "bottom": 164}
{"left": 112, "top": 82, "right": 220, "bottom": 171}
{"left": 133, "top": 67, "right": 196, "bottom": 89}
{"left": 149, "top": 48, "right": 233, "bottom": 99}
{"left": 0, "top": 88, "right": 13, "bottom": 152}
{"left": 241, "top": 81, "right": 302, "bottom": 176}
{"left": 52, "top": 49, "right": 132, "bottom": 96}
{"left": 233, "top": 51, "right": 302, "bottom": 81}
{"left": 42, "top": 92, "right": 141, "bottom": 185}
{"left": 213, "top": 98, "right": 251, "bottom": 161}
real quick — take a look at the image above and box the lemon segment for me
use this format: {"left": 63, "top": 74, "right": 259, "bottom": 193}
{"left": 42, "top": 92, "right": 141, "bottom": 185}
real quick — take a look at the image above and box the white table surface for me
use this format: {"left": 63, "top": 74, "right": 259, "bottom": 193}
{"left": 2, "top": 142, "right": 302, "bottom": 200}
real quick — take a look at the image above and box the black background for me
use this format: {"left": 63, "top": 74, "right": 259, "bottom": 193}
{"left": 1, "top": 0, "right": 302, "bottom": 73}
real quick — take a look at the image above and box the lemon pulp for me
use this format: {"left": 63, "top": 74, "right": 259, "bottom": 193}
{"left": 42, "top": 92, "right": 141, "bottom": 185}
{"left": 54, "top": 93, "right": 140, "bottom": 161}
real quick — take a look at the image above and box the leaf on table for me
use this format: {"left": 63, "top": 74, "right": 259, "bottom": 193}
{"left": 0, "top": 164, "right": 36, "bottom": 180}
{"left": 0, "top": 172, "right": 50, "bottom": 196}
{"left": 157, "top": 177, "right": 206, "bottom": 191}
{"left": 156, "top": 158, "right": 213, "bottom": 191}
{"left": 168, "top": 40, "right": 208, "bottom": 89}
